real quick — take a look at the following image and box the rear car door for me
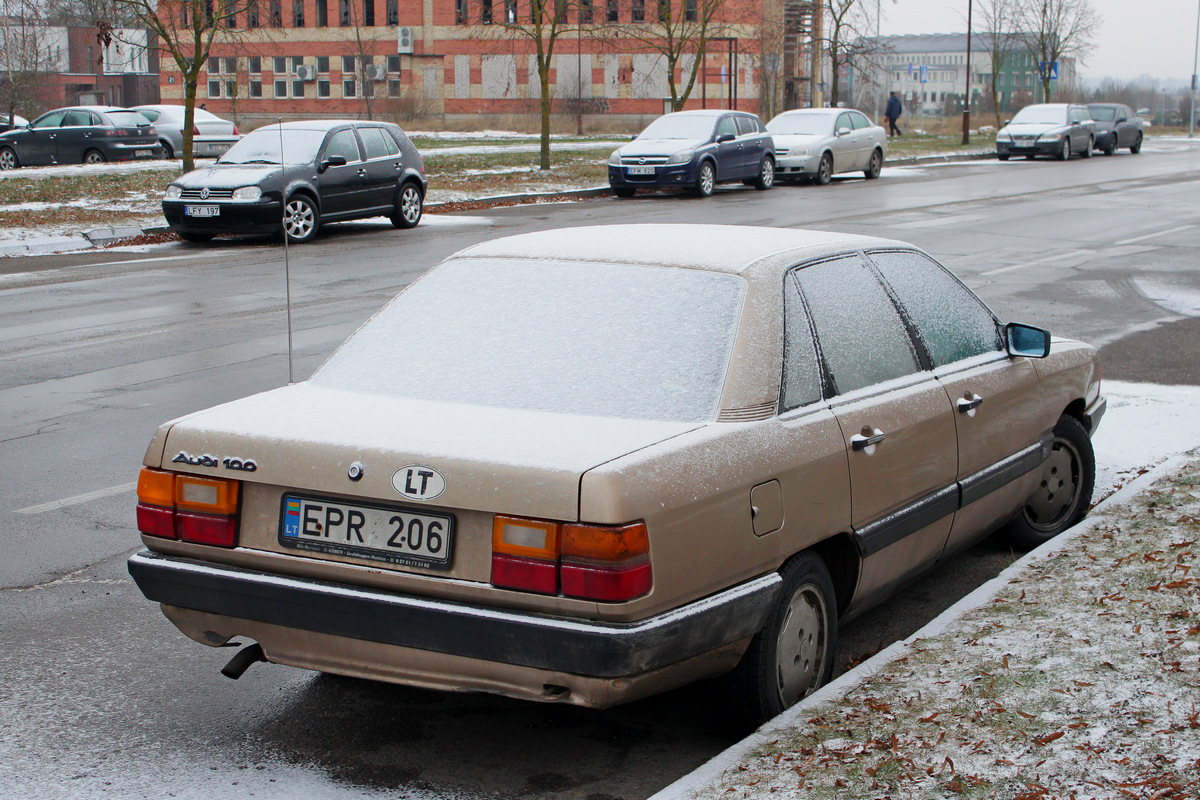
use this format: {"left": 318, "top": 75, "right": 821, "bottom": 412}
{"left": 849, "top": 111, "right": 880, "bottom": 165}
{"left": 867, "top": 249, "right": 1046, "bottom": 555}
{"left": 55, "top": 109, "right": 99, "bottom": 164}
{"left": 735, "top": 114, "right": 766, "bottom": 177}
{"left": 317, "top": 127, "right": 367, "bottom": 216}
{"left": 832, "top": 112, "right": 859, "bottom": 171}
{"left": 355, "top": 125, "right": 404, "bottom": 212}
{"left": 791, "top": 255, "right": 958, "bottom": 615}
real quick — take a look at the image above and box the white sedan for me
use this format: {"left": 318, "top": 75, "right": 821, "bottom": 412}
{"left": 768, "top": 108, "right": 887, "bottom": 185}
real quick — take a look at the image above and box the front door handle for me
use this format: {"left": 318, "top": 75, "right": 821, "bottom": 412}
{"left": 851, "top": 427, "right": 886, "bottom": 451}
{"left": 957, "top": 393, "right": 984, "bottom": 413}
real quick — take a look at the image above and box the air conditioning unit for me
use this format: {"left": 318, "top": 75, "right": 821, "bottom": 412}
{"left": 397, "top": 26, "right": 414, "bottom": 54}
{"left": 294, "top": 65, "right": 315, "bottom": 81}
{"left": 365, "top": 64, "right": 387, "bottom": 81}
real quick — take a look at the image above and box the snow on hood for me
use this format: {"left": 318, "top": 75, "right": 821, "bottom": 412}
{"left": 172, "top": 164, "right": 283, "bottom": 188}
{"left": 159, "top": 383, "right": 702, "bottom": 520}
{"left": 617, "top": 137, "right": 709, "bottom": 157}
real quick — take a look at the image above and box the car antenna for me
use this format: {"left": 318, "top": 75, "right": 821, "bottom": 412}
{"left": 277, "top": 118, "right": 295, "bottom": 384}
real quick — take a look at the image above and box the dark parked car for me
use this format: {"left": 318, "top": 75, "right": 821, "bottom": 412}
{"left": 162, "top": 120, "right": 427, "bottom": 243}
{"left": 1086, "top": 103, "right": 1144, "bottom": 155}
{"left": 0, "top": 106, "right": 160, "bottom": 170}
{"left": 995, "top": 103, "right": 1095, "bottom": 161}
{"left": 608, "top": 110, "right": 775, "bottom": 197}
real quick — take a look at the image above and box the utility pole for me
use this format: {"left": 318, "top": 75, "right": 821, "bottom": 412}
{"left": 962, "top": 0, "right": 973, "bottom": 144}
{"left": 1191, "top": 0, "right": 1198, "bottom": 137}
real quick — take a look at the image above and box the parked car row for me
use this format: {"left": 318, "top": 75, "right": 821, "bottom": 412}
{"left": 995, "top": 102, "right": 1144, "bottom": 161}
{"left": 608, "top": 108, "right": 888, "bottom": 197}
{"left": 0, "top": 104, "right": 242, "bottom": 170}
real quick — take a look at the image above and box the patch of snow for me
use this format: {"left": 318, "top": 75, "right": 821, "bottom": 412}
{"left": 1133, "top": 277, "right": 1200, "bottom": 317}
{"left": 0, "top": 159, "right": 181, "bottom": 180}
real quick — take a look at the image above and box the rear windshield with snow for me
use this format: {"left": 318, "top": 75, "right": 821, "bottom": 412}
{"left": 312, "top": 259, "right": 747, "bottom": 422}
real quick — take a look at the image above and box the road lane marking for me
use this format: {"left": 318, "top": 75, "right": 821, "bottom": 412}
{"left": 980, "top": 249, "right": 1090, "bottom": 276}
{"left": 15, "top": 482, "right": 138, "bottom": 515}
{"left": 1114, "top": 225, "right": 1194, "bottom": 246}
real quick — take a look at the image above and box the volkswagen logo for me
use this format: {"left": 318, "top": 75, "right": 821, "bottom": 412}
{"left": 200, "top": 187, "right": 210, "bottom": 199}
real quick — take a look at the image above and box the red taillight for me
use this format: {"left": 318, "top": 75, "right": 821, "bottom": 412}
{"left": 193, "top": 125, "right": 201, "bottom": 135}
{"left": 490, "top": 516, "right": 651, "bottom": 602}
{"left": 232, "top": 125, "right": 240, "bottom": 135}
{"left": 136, "top": 467, "right": 239, "bottom": 548}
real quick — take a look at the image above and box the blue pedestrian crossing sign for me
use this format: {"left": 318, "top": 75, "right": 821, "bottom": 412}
{"left": 1039, "top": 61, "right": 1059, "bottom": 80}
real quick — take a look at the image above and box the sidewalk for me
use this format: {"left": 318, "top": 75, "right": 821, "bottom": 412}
{"left": 651, "top": 452, "right": 1200, "bottom": 800}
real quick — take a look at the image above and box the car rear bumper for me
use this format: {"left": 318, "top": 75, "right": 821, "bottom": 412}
{"left": 106, "top": 142, "right": 162, "bottom": 160}
{"left": 128, "top": 549, "right": 780, "bottom": 679}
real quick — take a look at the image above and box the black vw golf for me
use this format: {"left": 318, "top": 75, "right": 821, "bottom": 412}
{"left": 163, "top": 120, "right": 427, "bottom": 243}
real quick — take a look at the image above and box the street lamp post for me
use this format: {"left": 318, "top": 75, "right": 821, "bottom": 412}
{"left": 1191, "top": 0, "right": 1199, "bottom": 137}
{"left": 962, "top": 0, "right": 973, "bottom": 144}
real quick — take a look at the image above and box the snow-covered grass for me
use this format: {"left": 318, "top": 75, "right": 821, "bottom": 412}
{"left": 665, "top": 456, "right": 1200, "bottom": 799}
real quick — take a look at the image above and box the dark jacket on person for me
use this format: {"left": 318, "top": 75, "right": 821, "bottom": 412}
{"left": 886, "top": 95, "right": 903, "bottom": 119}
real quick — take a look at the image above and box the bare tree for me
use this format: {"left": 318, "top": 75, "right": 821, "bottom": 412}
{"left": 0, "top": 0, "right": 59, "bottom": 127}
{"left": 825, "top": 0, "right": 876, "bottom": 107}
{"left": 104, "top": 0, "right": 254, "bottom": 171}
{"left": 1012, "top": 0, "right": 1099, "bottom": 103}
{"left": 335, "top": 0, "right": 385, "bottom": 120}
{"left": 605, "top": 0, "right": 736, "bottom": 112}
{"left": 975, "top": 0, "right": 1018, "bottom": 127}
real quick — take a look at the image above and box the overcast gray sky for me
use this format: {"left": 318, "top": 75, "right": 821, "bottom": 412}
{"left": 877, "top": 0, "right": 1200, "bottom": 83}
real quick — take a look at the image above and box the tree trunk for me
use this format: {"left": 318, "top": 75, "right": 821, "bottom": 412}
{"left": 539, "top": 60, "right": 552, "bottom": 170}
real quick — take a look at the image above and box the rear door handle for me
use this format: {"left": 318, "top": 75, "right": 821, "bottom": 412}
{"left": 851, "top": 427, "right": 886, "bottom": 451}
{"left": 957, "top": 393, "right": 984, "bottom": 413}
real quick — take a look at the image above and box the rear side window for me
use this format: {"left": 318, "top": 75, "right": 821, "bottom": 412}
{"left": 735, "top": 115, "right": 759, "bottom": 135}
{"left": 138, "top": 109, "right": 162, "bottom": 122}
{"left": 105, "top": 111, "right": 150, "bottom": 127}
{"left": 868, "top": 250, "right": 1002, "bottom": 367}
{"left": 792, "top": 255, "right": 919, "bottom": 396}
{"left": 782, "top": 276, "right": 823, "bottom": 410}
{"left": 849, "top": 111, "right": 871, "bottom": 129}
{"left": 359, "top": 126, "right": 400, "bottom": 159}
{"left": 63, "top": 111, "right": 95, "bottom": 127}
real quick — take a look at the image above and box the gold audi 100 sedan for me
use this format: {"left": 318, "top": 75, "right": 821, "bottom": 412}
{"left": 129, "top": 225, "right": 1105, "bottom": 725}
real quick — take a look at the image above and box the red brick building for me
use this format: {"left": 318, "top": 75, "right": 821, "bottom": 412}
{"left": 162, "top": 0, "right": 823, "bottom": 131}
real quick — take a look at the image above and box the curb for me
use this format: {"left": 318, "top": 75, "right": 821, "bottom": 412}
{"left": 646, "top": 449, "right": 1197, "bottom": 800}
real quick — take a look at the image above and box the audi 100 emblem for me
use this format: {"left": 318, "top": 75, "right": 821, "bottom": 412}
{"left": 392, "top": 465, "right": 446, "bottom": 500}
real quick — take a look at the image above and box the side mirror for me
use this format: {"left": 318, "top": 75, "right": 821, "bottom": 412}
{"left": 1006, "top": 322, "right": 1051, "bottom": 358}
{"left": 1117, "top": 116, "right": 1127, "bottom": 124}
{"left": 1003, "top": 119, "right": 1012, "bottom": 127}
{"left": 318, "top": 155, "right": 348, "bottom": 173}
{"left": 836, "top": 126, "right": 851, "bottom": 136}
{"left": 630, "top": 134, "right": 637, "bottom": 141}
{"left": 716, "top": 132, "right": 735, "bottom": 143}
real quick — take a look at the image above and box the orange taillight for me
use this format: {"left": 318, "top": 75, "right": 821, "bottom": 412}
{"left": 136, "top": 467, "right": 240, "bottom": 547}
{"left": 137, "top": 467, "right": 175, "bottom": 508}
{"left": 561, "top": 522, "right": 648, "bottom": 562}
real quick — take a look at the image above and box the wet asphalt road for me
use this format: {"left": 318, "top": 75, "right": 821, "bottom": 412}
{"left": 2, "top": 139, "right": 1199, "bottom": 799}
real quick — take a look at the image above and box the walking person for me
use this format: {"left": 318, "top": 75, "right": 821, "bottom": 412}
{"left": 885, "top": 91, "right": 903, "bottom": 137}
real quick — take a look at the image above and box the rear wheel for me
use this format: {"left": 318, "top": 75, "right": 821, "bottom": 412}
{"left": 160, "top": 140, "right": 175, "bottom": 160}
{"left": 814, "top": 152, "right": 834, "bottom": 185}
{"left": 0, "top": 146, "right": 17, "bottom": 170}
{"left": 1081, "top": 136, "right": 1094, "bottom": 158}
{"left": 1003, "top": 415, "right": 1095, "bottom": 550}
{"left": 1130, "top": 132, "right": 1142, "bottom": 154}
{"left": 754, "top": 157, "right": 775, "bottom": 190}
{"left": 283, "top": 194, "right": 319, "bottom": 243}
{"left": 390, "top": 183, "right": 423, "bottom": 229}
{"left": 863, "top": 148, "right": 883, "bottom": 179}
{"left": 693, "top": 161, "right": 716, "bottom": 197}
{"left": 83, "top": 149, "right": 105, "bottom": 165}
{"left": 720, "top": 552, "right": 837, "bottom": 730}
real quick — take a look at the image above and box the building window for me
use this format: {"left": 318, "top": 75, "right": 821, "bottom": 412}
{"left": 318, "top": 79, "right": 331, "bottom": 96}
{"left": 317, "top": 0, "right": 328, "bottom": 25}
{"left": 249, "top": 79, "right": 263, "bottom": 97}
{"left": 505, "top": 0, "right": 516, "bottom": 21}
{"left": 273, "top": 56, "right": 286, "bottom": 73}
{"left": 456, "top": 0, "right": 467, "bottom": 23}
{"left": 684, "top": 0, "right": 695, "bottom": 21}
{"left": 554, "top": 0, "right": 566, "bottom": 22}
{"left": 340, "top": 0, "right": 351, "bottom": 24}
{"left": 344, "top": 78, "right": 357, "bottom": 97}
{"left": 208, "top": 79, "right": 221, "bottom": 97}
{"left": 606, "top": 0, "right": 617, "bottom": 21}
{"left": 225, "top": 57, "right": 237, "bottom": 74}
{"left": 342, "top": 55, "right": 356, "bottom": 73}
{"left": 632, "top": 0, "right": 644, "bottom": 22}
{"left": 270, "top": 0, "right": 282, "bottom": 26}
{"left": 580, "top": 0, "right": 592, "bottom": 22}
{"left": 481, "top": 0, "right": 492, "bottom": 23}
{"left": 657, "top": 0, "right": 668, "bottom": 22}
{"left": 248, "top": 0, "right": 260, "bottom": 26}
{"left": 293, "top": 0, "right": 305, "bottom": 25}
{"left": 387, "top": 0, "right": 397, "bottom": 24}
{"left": 208, "top": 57, "right": 221, "bottom": 73}
{"left": 248, "top": 56, "right": 261, "bottom": 74}
{"left": 388, "top": 78, "right": 401, "bottom": 96}
{"left": 386, "top": 55, "right": 401, "bottom": 72}
{"left": 225, "top": 79, "right": 237, "bottom": 96}
{"left": 291, "top": 55, "right": 305, "bottom": 71}
{"left": 293, "top": 78, "right": 306, "bottom": 97}
{"left": 364, "top": 0, "right": 375, "bottom": 25}
{"left": 274, "top": 79, "right": 288, "bottom": 97}
{"left": 363, "top": 80, "right": 374, "bottom": 98}
{"left": 317, "top": 56, "right": 330, "bottom": 73}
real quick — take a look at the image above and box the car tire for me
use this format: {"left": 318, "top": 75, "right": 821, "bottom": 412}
{"left": 814, "top": 152, "right": 833, "bottom": 185}
{"left": 390, "top": 183, "right": 423, "bottom": 229}
{"left": 283, "top": 194, "right": 319, "bottom": 243}
{"left": 1103, "top": 134, "right": 1116, "bottom": 156}
{"left": 997, "top": 153, "right": 1010, "bottom": 161}
{"left": 177, "top": 232, "right": 213, "bottom": 243}
{"left": 694, "top": 161, "right": 716, "bottom": 197}
{"left": 1130, "top": 133, "right": 1142, "bottom": 154}
{"left": 1057, "top": 139, "right": 1070, "bottom": 161}
{"left": 0, "top": 146, "right": 17, "bottom": 170}
{"left": 1081, "top": 136, "right": 1094, "bottom": 158}
{"left": 160, "top": 140, "right": 175, "bottom": 160}
{"left": 719, "top": 551, "right": 837, "bottom": 730}
{"left": 863, "top": 148, "right": 883, "bottom": 179}
{"left": 1003, "top": 414, "right": 1095, "bottom": 550}
{"left": 83, "top": 149, "right": 105, "bottom": 165}
{"left": 753, "top": 156, "right": 775, "bottom": 190}
{"left": 612, "top": 186, "right": 636, "bottom": 198}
